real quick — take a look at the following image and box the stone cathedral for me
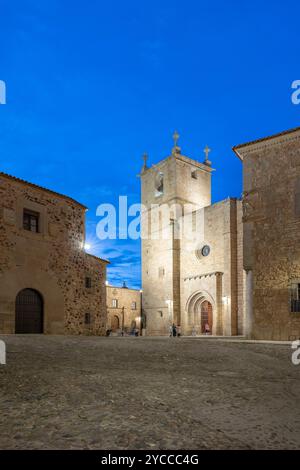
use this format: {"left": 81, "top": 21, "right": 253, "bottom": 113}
{"left": 140, "top": 133, "right": 244, "bottom": 337}
{"left": 141, "top": 127, "right": 300, "bottom": 341}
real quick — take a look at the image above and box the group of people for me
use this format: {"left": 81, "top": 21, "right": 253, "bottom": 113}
{"left": 169, "top": 323, "right": 181, "bottom": 337}
{"left": 106, "top": 324, "right": 211, "bottom": 337}
{"left": 105, "top": 328, "right": 139, "bottom": 337}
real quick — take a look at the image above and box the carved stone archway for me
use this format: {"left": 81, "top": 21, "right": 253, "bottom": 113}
{"left": 186, "top": 291, "right": 216, "bottom": 335}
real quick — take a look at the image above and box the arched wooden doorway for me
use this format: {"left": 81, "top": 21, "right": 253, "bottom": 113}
{"left": 201, "top": 300, "right": 213, "bottom": 334}
{"left": 15, "top": 289, "right": 43, "bottom": 334}
{"left": 111, "top": 315, "right": 120, "bottom": 332}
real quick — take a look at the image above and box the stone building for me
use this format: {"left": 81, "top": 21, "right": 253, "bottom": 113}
{"left": 106, "top": 283, "right": 142, "bottom": 333}
{"left": 233, "top": 126, "right": 300, "bottom": 341}
{"left": 0, "top": 172, "right": 108, "bottom": 335}
{"left": 140, "top": 135, "right": 244, "bottom": 336}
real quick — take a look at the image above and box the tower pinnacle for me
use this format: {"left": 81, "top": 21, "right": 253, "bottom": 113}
{"left": 172, "top": 130, "right": 181, "bottom": 155}
{"left": 203, "top": 145, "right": 212, "bottom": 166}
{"left": 141, "top": 152, "right": 148, "bottom": 172}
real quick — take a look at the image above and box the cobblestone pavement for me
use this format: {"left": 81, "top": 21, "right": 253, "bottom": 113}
{"left": 0, "top": 335, "right": 299, "bottom": 450}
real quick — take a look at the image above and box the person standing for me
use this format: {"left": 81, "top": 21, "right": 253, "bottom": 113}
{"left": 205, "top": 322, "right": 210, "bottom": 335}
{"left": 172, "top": 323, "right": 177, "bottom": 337}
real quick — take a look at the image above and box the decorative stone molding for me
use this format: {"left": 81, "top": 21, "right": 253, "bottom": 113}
{"left": 184, "top": 271, "right": 223, "bottom": 282}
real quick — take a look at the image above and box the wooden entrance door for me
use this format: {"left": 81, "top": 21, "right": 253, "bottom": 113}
{"left": 201, "top": 301, "right": 213, "bottom": 334}
{"left": 15, "top": 289, "right": 43, "bottom": 334}
{"left": 111, "top": 315, "right": 120, "bottom": 332}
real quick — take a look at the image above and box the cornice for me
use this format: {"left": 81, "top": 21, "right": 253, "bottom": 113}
{"left": 233, "top": 126, "right": 300, "bottom": 160}
{"left": 184, "top": 271, "right": 223, "bottom": 282}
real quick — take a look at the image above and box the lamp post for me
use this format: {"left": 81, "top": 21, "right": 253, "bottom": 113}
{"left": 121, "top": 306, "right": 125, "bottom": 336}
{"left": 139, "top": 289, "right": 143, "bottom": 336}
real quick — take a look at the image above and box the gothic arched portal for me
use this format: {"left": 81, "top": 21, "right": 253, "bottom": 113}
{"left": 186, "top": 291, "right": 215, "bottom": 335}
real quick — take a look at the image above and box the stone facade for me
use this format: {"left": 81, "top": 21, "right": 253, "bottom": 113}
{"left": 106, "top": 284, "right": 142, "bottom": 333}
{"left": 180, "top": 198, "right": 243, "bottom": 336}
{"left": 233, "top": 127, "right": 300, "bottom": 341}
{"left": 141, "top": 143, "right": 243, "bottom": 336}
{"left": 0, "top": 172, "right": 108, "bottom": 335}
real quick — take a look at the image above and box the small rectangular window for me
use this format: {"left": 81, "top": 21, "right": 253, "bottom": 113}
{"left": 191, "top": 170, "right": 197, "bottom": 179}
{"left": 291, "top": 282, "right": 300, "bottom": 313}
{"left": 85, "top": 277, "right": 92, "bottom": 288}
{"left": 23, "top": 209, "right": 39, "bottom": 233}
{"left": 131, "top": 301, "right": 137, "bottom": 310}
{"left": 84, "top": 312, "right": 91, "bottom": 325}
{"left": 112, "top": 299, "right": 118, "bottom": 308}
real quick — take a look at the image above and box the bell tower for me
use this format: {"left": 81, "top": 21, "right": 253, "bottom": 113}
{"left": 140, "top": 133, "right": 213, "bottom": 335}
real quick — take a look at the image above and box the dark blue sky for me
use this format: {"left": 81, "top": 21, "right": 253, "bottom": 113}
{"left": 1, "top": 0, "right": 299, "bottom": 288}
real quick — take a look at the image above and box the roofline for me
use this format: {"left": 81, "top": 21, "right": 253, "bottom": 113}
{"left": 232, "top": 126, "right": 300, "bottom": 160}
{"left": 86, "top": 253, "right": 110, "bottom": 264}
{"left": 106, "top": 285, "right": 141, "bottom": 292}
{"left": 0, "top": 172, "right": 88, "bottom": 210}
{"left": 141, "top": 153, "right": 214, "bottom": 176}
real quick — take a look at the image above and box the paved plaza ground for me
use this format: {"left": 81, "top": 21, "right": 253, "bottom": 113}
{"left": 0, "top": 335, "right": 299, "bottom": 450}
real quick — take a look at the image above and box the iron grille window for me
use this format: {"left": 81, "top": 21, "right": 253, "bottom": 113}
{"left": 112, "top": 299, "right": 118, "bottom": 308}
{"left": 85, "top": 277, "right": 92, "bottom": 288}
{"left": 84, "top": 312, "right": 91, "bottom": 325}
{"left": 131, "top": 301, "right": 137, "bottom": 310}
{"left": 23, "top": 209, "right": 39, "bottom": 233}
{"left": 290, "top": 283, "right": 300, "bottom": 313}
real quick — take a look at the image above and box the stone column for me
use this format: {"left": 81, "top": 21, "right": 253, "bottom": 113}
{"left": 215, "top": 272, "right": 223, "bottom": 335}
{"left": 171, "top": 219, "right": 181, "bottom": 328}
{"left": 245, "top": 270, "right": 253, "bottom": 338}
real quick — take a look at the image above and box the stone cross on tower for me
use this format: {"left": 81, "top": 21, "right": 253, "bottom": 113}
{"left": 203, "top": 145, "right": 212, "bottom": 166}
{"left": 172, "top": 130, "right": 181, "bottom": 155}
{"left": 142, "top": 152, "right": 148, "bottom": 172}
{"left": 173, "top": 130, "right": 179, "bottom": 146}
